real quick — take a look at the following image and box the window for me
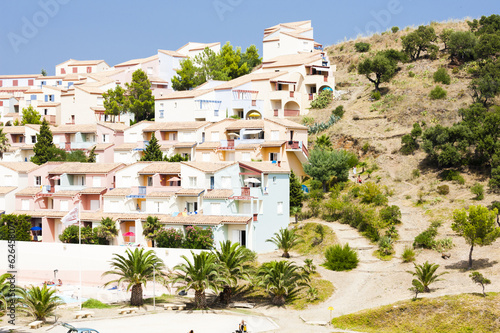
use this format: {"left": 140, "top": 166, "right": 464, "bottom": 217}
{"left": 221, "top": 176, "right": 231, "bottom": 189}
{"left": 211, "top": 131, "right": 219, "bottom": 141}
{"left": 273, "top": 176, "right": 277, "bottom": 184}
{"left": 19, "top": 136, "right": 23, "bottom": 143}
{"left": 57, "top": 81, "right": 62, "bottom": 85}
{"left": 159, "top": 110, "right": 164, "bottom": 118}
{"left": 40, "top": 81, "right": 46, "bottom": 86}
{"left": 28, "top": 79, "right": 34, "bottom": 86}
{"left": 60, "top": 200, "right": 69, "bottom": 211}
{"left": 0, "top": 101, "right": 3, "bottom": 107}
{"left": 102, "top": 134, "right": 109, "bottom": 143}
{"left": 211, "top": 203, "right": 221, "bottom": 215}
{"left": 13, "top": 80, "right": 18, "bottom": 86}
{"left": 270, "top": 152, "right": 280, "bottom": 162}
{"left": 174, "top": 102, "right": 177, "bottom": 108}
{"left": 242, "top": 152, "right": 250, "bottom": 161}
{"left": 35, "top": 176, "right": 41, "bottom": 186}
{"left": 182, "top": 153, "right": 190, "bottom": 161}
{"left": 30, "top": 94, "right": 36, "bottom": 101}
{"left": 271, "top": 130, "right": 279, "bottom": 140}
{"left": 21, "top": 199, "right": 29, "bottom": 211}
{"left": 155, "top": 201, "right": 161, "bottom": 213}
{"left": 277, "top": 202, "right": 283, "bottom": 215}
{"left": 97, "top": 97, "right": 103, "bottom": 105}
{"left": 186, "top": 202, "right": 198, "bottom": 213}
{"left": 72, "top": 67, "right": 77, "bottom": 73}
{"left": 147, "top": 176, "right": 153, "bottom": 186}
{"left": 189, "top": 176, "right": 197, "bottom": 187}
{"left": 87, "top": 67, "right": 92, "bottom": 73}
{"left": 31, "top": 136, "right": 36, "bottom": 143}
{"left": 61, "top": 68, "right": 66, "bottom": 74}
{"left": 92, "top": 176, "right": 101, "bottom": 187}
{"left": 171, "top": 133, "right": 177, "bottom": 141}
{"left": 44, "top": 109, "right": 48, "bottom": 115}
{"left": 202, "top": 153, "right": 210, "bottom": 162}
{"left": 147, "top": 67, "right": 153, "bottom": 75}
{"left": 214, "top": 110, "right": 219, "bottom": 117}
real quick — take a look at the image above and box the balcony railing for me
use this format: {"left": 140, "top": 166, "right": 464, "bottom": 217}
{"left": 219, "top": 139, "right": 235, "bottom": 150}
{"left": 284, "top": 109, "right": 300, "bottom": 117}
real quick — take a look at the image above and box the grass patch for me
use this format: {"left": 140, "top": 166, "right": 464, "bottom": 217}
{"left": 142, "top": 293, "right": 177, "bottom": 305}
{"left": 290, "top": 275, "right": 335, "bottom": 310}
{"left": 82, "top": 298, "right": 116, "bottom": 309}
{"left": 373, "top": 250, "right": 393, "bottom": 261}
{"left": 331, "top": 293, "right": 500, "bottom": 332}
{"left": 294, "top": 222, "right": 337, "bottom": 255}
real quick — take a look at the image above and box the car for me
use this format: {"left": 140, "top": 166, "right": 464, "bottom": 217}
{"left": 61, "top": 323, "right": 100, "bottom": 333}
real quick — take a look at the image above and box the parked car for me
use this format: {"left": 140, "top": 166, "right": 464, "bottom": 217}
{"left": 61, "top": 323, "right": 100, "bottom": 333}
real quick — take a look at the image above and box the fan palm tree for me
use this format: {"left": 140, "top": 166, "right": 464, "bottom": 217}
{"left": 315, "top": 134, "right": 332, "bottom": 150}
{"left": 408, "top": 261, "right": 447, "bottom": 293}
{"left": 95, "top": 217, "right": 118, "bottom": 245}
{"left": 0, "top": 273, "right": 14, "bottom": 310}
{"left": 266, "top": 228, "right": 303, "bottom": 258}
{"left": 18, "top": 285, "right": 63, "bottom": 322}
{"left": 257, "top": 260, "right": 310, "bottom": 306}
{"left": 171, "top": 251, "right": 227, "bottom": 309}
{"left": 0, "top": 129, "right": 10, "bottom": 159}
{"left": 143, "top": 216, "right": 163, "bottom": 247}
{"left": 213, "top": 241, "right": 254, "bottom": 305}
{"left": 102, "top": 248, "right": 166, "bottom": 306}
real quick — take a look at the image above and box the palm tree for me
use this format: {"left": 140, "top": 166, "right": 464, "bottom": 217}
{"left": 143, "top": 216, "right": 163, "bottom": 247}
{"left": 266, "top": 228, "right": 303, "bottom": 258}
{"left": 257, "top": 260, "right": 310, "bottom": 306}
{"left": 171, "top": 251, "right": 227, "bottom": 309}
{"left": 0, "top": 128, "right": 10, "bottom": 159}
{"left": 213, "top": 241, "right": 254, "bottom": 305}
{"left": 18, "top": 285, "right": 63, "bottom": 322}
{"left": 0, "top": 273, "right": 13, "bottom": 310}
{"left": 315, "top": 134, "right": 331, "bottom": 150}
{"left": 95, "top": 217, "right": 118, "bottom": 245}
{"left": 408, "top": 261, "right": 448, "bottom": 293}
{"left": 102, "top": 248, "right": 166, "bottom": 306}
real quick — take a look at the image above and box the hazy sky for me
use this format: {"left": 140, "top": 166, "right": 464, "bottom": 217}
{"left": 0, "top": 0, "right": 497, "bottom": 75}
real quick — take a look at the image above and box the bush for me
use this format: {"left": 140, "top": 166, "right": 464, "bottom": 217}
{"left": 361, "top": 142, "right": 370, "bottom": 154}
{"left": 412, "top": 169, "right": 421, "bottom": 178}
{"left": 408, "top": 71, "right": 416, "bottom": 77}
{"left": 402, "top": 246, "right": 416, "bottom": 262}
{"left": 183, "top": 226, "right": 213, "bottom": 249}
{"left": 433, "top": 68, "right": 451, "bottom": 85}
{"left": 436, "top": 185, "right": 450, "bottom": 195}
{"left": 433, "top": 238, "right": 454, "bottom": 253}
{"left": 429, "top": 86, "right": 447, "bottom": 100}
{"left": 0, "top": 214, "right": 32, "bottom": 241}
{"left": 310, "top": 90, "right": 333, "bottom": 109}
{"left": 156, "top": 228, "right": 184, "bottom": 248}
{"left": 332, "top": 105, "right": 345, "bottom": 118}
{"left": 391, "top": 26, "right": 399, "bottom": 33}
{"left": 380, "top": 205, "right": 402, "bottom": 225}
{"left": 340, "top": 204, "right": 381, "bottom": 242}
{"left": 441, "top": 170, "right": 465, "bottom": 185}
{"left": 371, "top": 91, "right": 381, "bottom": 100}
{"left": 413, "top": 225, "right": 438, "bottom": 249}
{"left": 378, "top": 236, "right": 394, "bottom": 256}
{"left": 471, "top": 183, "right": 484, "bottom": 200}
{"left": 359, "top": 182, "right": 388, "bottom": 206}
{"left": 323, "top": 244, "right": 359, "bottom": 271}
{"left": 82, "top": 298, "right": 113, "bottom": 309}
{"left": 354, "top": 42, "right": 370, "bottom": 53}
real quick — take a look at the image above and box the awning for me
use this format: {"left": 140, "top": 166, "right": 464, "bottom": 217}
{"left": 228, "top": 132, "right": 240, "bottom": 137}
{"left": 169, "top": 176, "right": 181, "bottom": 182}
{"left": 243, "top": 129, "right": 263, "bottom": 135}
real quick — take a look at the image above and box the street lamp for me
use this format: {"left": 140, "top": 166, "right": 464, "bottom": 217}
{"left": 153, "top": 263, "right": 157, "bottom": 311}
{"left": 54, "top": 269, "right": 59, "bottom": 282}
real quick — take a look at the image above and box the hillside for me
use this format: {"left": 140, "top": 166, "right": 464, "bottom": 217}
{"left": 272, "top": 18, "right": 500, "bottom": 331}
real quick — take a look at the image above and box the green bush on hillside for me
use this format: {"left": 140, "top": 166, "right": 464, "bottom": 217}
{"left": 429, "top": 86, "right": 447, "bottom": 99}
{"left": 354, "top": 42, "right": 370, "bottom": 53}
{"left": 323, "top": 244, "right": 359, "bottom": 271}
{"left": 433, "top": 68, "right": 451, "bottom": 85}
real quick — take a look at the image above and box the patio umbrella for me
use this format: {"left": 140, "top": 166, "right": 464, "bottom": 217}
{"left": 30, "top": 226, "right": 42, "bottom": 231}
{"left": 123, "top": 232, "right": 135, "bottom": 237}
{"left": 244, "top": 178, "right": 261, "bottom": 184}
{"left": 169, "top": 177, "right": 181, "bottom": 182}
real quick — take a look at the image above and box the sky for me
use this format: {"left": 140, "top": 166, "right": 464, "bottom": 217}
{"left": 0, "top": 0, "right": 497, "bottom": 75}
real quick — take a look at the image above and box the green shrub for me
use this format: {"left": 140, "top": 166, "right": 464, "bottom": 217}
{"left": 429, "top": 86, "right": 447, "bottom": 100}
{"left": 378, "top": 236, "right": 394, "bottom": 256}
{"left": 347, "top": 63, "right": 356, "bottom": 73}
{"left": 413, "top": 225, "right": 438, "bottom": 249}
{"left": 371, "top": 91, "right": 381, "bottom": 100}
{"left": 412, "top": 169, "right": 421, "bottom": 178}
{"left": 433, "top": 68, "right": 451, "bottom": 85}
{"left": 385, "top": 225, "right": 399, "bottom": 240}
{"left": 323, "top": 244, "right": 359, "bottom": 271}
{"left": 436, "top": 185, "right": 450, "bottom": 195}
{"left": 0, "top": 214, "right": 32, "bottom": 241}
{"left": 332, "top": 105, "right": 345, "bottom": 118}
{"left": 361, "top": 142, "right": 370, "bottom": 154}
{"left": 441, "top": 170, "right": 465, "bottom": 185}
{"left": 183, "top": 226, "right": 213, "bottom": 249}
{"left": 340, "top": 204, "right": 381, "bottom": 242}
{"left": 310, "top": 90, "right": 333, "bottom": 109}
{"left": 471, "top": 183, "right": 484, "bottom": 200}
{"left": 156, "top": 228, "right": 184, "bottom": 248}
{"left": 359, "top": 182, "right": 388, "bottom": 206}
{"left": 391, "top": 26, "right": 399, "bottom": 33}
{"left": 408, "top": 71, "right": 416, "bottom": 77}
{"left": 380, "top": 205, "right": 402, "bottom": 225}
{"left": 402, "top": 246, "right": 416, "bottom": 262}
{"left": 433, "top": 238, "right": 454, "bottom": 253}
{"left": 354, "top": 42, "right": 370, "bottom": 53}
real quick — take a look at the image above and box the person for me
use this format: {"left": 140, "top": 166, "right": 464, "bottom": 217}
{"left": 237, "top": 320, "right": 247, "bottom": 333}
{"left": 357, "top": 175, "right": 363, "bottom": 184}
{"left": 353, "top": 166, "right": 357, "bottom": 178}
{"left": 57, "top": 279, "right": 63, "bottom": 286}
{"left": 188, "top": 330, "right": 193, "bottom": 333}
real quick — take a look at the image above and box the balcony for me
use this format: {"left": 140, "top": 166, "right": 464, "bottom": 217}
{"left": 270, "top": 90, "right": 296, "bottom": 101}
{"left": 70, "top": 141, "right": 96, "bottom": 150}
{"left": 284, "top": 109, "right": 300, "bottom": 117}
{"left": 55, "top": 185, "right": 86, "bottom": 192}
{"left": 219, "top": 140, "right": 235, "bottom": 150}
{"left": 126, "top": 186, "right": 148, "bottom": 198}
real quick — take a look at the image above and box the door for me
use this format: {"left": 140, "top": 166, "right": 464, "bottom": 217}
{"left": 210, "top": 176, "right": 215, "bottom": 189}
{"left": 90, "top": 200, "right": 100, "bottom": 211}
